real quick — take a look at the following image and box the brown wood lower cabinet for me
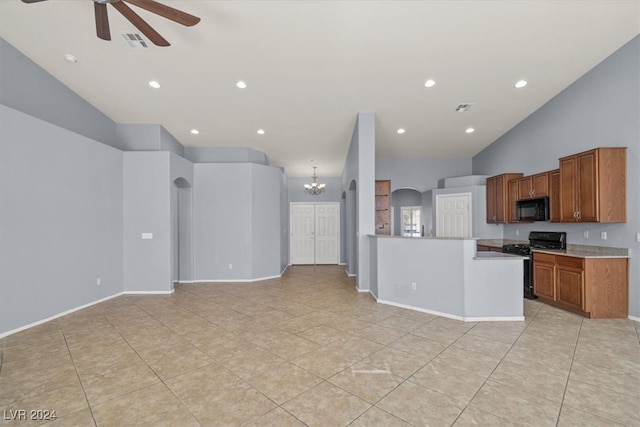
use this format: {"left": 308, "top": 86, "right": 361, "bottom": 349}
{"left": 532, "top": 252, "right": 628, "bottom": 318}
{"left": 532, "top": 253, "right": 555, "bottom": 300}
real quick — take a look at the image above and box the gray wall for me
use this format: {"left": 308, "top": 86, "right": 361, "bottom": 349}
{"left": 194, "top": 163, "right": 254, "bottom": 280}
{"left": 193, "top": 163, "right": 285, "bottom": 280}
{"left": 473, "top": 35, "right": 640, "bottom": 318}
{"left": 185, "top": 147, "right": 269, "bottom": 165}
{"left": 161, "top": 127, "right": 185, "bottom": 157}
{"left": 422, "top": 190, "right": 433, "bottom": 236}
{"left": 123, "top": 152, "right": 172, "bottom": 292}
{"left": 170, "top": 154, "right": 194, "bottom": 282}
{"left": 0, "top": 106, "right": 124, "bottom": 335}
{"left": 376, "top": 157, "right": 472, "bottom": 193}
{"left": 252, "top": 165, "right": 285, "bottom": 278}
{"left": 341, "top": 113, "right": 376, "bottom": 290}
{"left": 0, "top": 38, "right": 119, "bottom": 149}
{"left": 280, "top": 170, "right": 290, "bottom": 271}
{"left": 116, "top": 124, "right": 185, "bottom": 157}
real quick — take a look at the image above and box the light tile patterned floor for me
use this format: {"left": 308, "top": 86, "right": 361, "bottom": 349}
{"left": 1, "top": 265, "right": 639, "bottom": 426}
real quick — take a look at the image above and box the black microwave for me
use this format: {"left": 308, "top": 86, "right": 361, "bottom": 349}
{"left": 517, "top": 197, "right": 549, "bottom": 221}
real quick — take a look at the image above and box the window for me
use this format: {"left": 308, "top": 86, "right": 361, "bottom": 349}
{"left": 401, "top": 206, "right": 421, "bottom": 237}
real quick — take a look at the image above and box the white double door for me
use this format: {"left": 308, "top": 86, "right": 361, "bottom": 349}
{"left": 290, "top": 203, "right": 339, "bottom": 265}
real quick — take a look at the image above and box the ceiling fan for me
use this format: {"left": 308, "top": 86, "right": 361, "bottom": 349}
{"left": 21, "top": 0, "right": 201, "bottom": 47}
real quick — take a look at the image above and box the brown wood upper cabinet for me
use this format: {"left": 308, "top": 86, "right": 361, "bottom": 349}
{"left": 549, "top": 169, "right": 560, "bottom": 222}
{"left": 517, "top": 171, "right": 550, "bottom": 200}
{"left": 558, "top": 147, "right": 626, "bottom": 223}
{"left": 486, "top": 173, "right": 523, "bottom": 224}
{"left": 375, "top": 180, "right": 391, "bottom": 235}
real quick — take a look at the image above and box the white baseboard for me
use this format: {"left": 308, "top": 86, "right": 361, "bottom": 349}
{"left": 356, "top": 286, "right": 369, "bottom": 293}
{"left": 0, "top": 292, "right": 123, "bottom": 339}
{"left": 124, "top": 290, "right": 174, "bottom": 295}
{"left": 629, "top": 315, "right": 640, "bottom": 322}
{"left": 0, "top": 288, "right": 184, "bottom": 338}
{"left": 369, "top": 290, "right": 378, "bottom": 301}
{"left": 465, "top": 316, "right": 525, "bottom": 322}
{"left": 338, "top": 262, "right": 347, "bottom": 266}
{"left": 345, "top": 270, "right": 356, "bottom": 277}
{"left": 191, "top": 273, "right": 283, "bottom": 283}
{"left": 376, "top": 299, "right": 466, "bottom": 321}
{"left": 376, "top": 299, "right": 525, "bottom": 322}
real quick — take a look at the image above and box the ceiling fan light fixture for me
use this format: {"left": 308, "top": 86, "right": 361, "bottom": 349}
{"left": 236, "top": 81, "right": 247, "bottom": 89}
{"left": 515, "top": 80, "right": 528, "bottom": 88}
{"left": 257, "top": 129, "right": 265, "bottom": 135}
{"left": 148, "top": 80, "right": 161, "bottom": 89}
{"left": 190, "top": 129, "right": 199, "bottom": 135}
{"left": 465, "top": 127, "right": 475, "bottom": 134}
{"left": 397, "top": 128, "right": 406, "bottom": 134}
{"left": 424, "top": 79, "right": 436, "bottom": 88}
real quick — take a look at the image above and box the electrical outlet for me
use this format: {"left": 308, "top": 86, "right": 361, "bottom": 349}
{"left": 96, "top": 277, "right": 101, "bottom": 286}
{"left": 637, "top": 232, "right": 640, "bottom": 243}
{"left": 601, "top": 231, "right": 607, "bottom": 240}
{"left": 411, "top": 282, "right": 416, "bottom": 290}
{"left": 515, "top": 229, "right": 520, "bottom": 236}
{"left": 228, "top": 264, "right": 233, "bottom": 270}
{"left": 583, "top": 231, "right": 589, "bottom": 239}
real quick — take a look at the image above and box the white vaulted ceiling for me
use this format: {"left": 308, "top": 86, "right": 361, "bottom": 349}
{"left": 0, "top": 0, "right": 638, "bottom": 176}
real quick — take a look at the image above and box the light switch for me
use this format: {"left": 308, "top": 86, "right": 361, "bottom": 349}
{"left": 141, "top": 233, "right": 153, "bottom": 240}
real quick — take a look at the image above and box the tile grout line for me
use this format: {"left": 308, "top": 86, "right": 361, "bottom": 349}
{"left": 554, "top": 318, "right": 584, "bottom": 427}
{"left": 59, "top": 322, "right": 99, "bottom": 427}
{"left": 448, "top": 301, "right": 546, "bottom": 426}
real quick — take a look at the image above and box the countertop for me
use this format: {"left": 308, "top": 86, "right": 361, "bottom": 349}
{"left": 473, "top": 251, "right": 527, "bottom": 260}
{"left": 532, "top": 247, "right": 629, "bottom": 259}
{"left": 476, "top": 240, "right": 628, "bottom": 259}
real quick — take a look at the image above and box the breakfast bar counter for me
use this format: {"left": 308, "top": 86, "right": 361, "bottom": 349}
{"left": 369, "top": 235, "right": 526, "bottom": 321}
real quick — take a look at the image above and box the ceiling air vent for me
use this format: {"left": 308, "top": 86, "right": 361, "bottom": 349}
{"left": 455, "top": 103, "right": 474, "bottom": 112}
{"left": 121, "top": 33, "right": 149, "bottom": 49}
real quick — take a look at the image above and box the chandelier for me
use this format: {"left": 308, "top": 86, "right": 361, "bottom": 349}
{"left": 304, "top": 166, "right": 326, "bottom": 195}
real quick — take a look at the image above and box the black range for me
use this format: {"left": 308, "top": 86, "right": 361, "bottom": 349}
{"left": 503, "top": 231, "right": 567, "bottom": 299}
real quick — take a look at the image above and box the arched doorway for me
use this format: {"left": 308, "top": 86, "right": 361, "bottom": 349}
{"left": 391, "top": 188, "right": 422, "bottom": 236}
{"left": 172, "top": 177, "right": 193, "bottom": 283}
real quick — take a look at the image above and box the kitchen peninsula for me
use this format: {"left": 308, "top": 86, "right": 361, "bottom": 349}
{"left": 369, "top": 235, "right": 526, "bottom": 321}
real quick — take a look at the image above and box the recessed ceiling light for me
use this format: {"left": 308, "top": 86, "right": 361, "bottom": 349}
{"left": 148, "top": 80, "right": 161, "bottom": 89}
{"left": 397, "top": 128, "right": 406, "bottom": 134}
{"left": 465, "top": 127, "right": 475, "bottom": 134}
{"left": 424, "top": 79, "right": 436, "bottom": 88}
{"left": 236, "top": 81, "right": 247, "bottom": 89}
{"left": 64, "top": 54, "right": 78, "bottom": 64}
{"left": 190, "top": 129, "right": 199, "bottom": 135}
{"left": 515, "top": 80, "right": 528, "bottom": 88}
{"left": 257, "top": 129, "right": 265, "bottom": 135}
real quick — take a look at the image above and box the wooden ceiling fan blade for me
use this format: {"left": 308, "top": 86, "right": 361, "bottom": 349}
{"left": 95, "top": 2, "right": 111, "bottom": 41}
{"left": 111, "top": 0, "right": 170, "bottom": 47}
{"left": 124, "top": 0, "right": 200, "bottom": 27}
